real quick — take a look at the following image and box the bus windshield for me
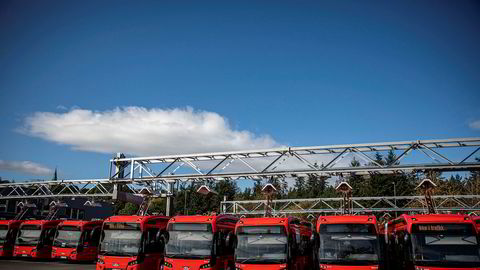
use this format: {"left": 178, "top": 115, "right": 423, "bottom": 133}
{"left": 319, "top": 224, "right": 379, "bottom": 265}
{"left": 411, "top": 223, "right": 480, "bottom": 267}
{"left": 16, "top": 225, "right": 42, "bottom": 247}
{"left": 235, "top": 226, "right": 287, "bottom": 264}
{"left": 99, "top": 222, "right": 142, "bottom": 256}
{"left": 0, "top": 225, "right": 8, "bottom": 245}
{"left": 54, "top": 226, "right": 81, "bottom": 248}
{"left": 165, "top": 223, "right": 213, "bottom": 259}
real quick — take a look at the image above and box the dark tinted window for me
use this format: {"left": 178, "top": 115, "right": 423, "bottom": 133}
{"left": 412, "top": 223, "right": 476, "bottom": 235}
{"left": 104, "top": 222, "right": 140, "bottom": 230}
{"left": 237, "top": 226, "right": 285, "bottom": 235}
{"left": 58, "top": 225, "right": 80, "bottom": 231}
{"left": 169, "top": 223, "right": 212, "bottom": 232}
{"left": 319, "top": 224, "right": 375, "bottom": 233}
{"left": 21, "top": 225, "right": 41, "bottom": 230}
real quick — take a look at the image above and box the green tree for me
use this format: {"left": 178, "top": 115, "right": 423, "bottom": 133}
{"left": 293, "top": 176, "right": 306, "bottom": 198}
{"left": 118, "top": 202, "right": 138, "bottom": 215}
{"left": 305, "top": 174, "right": 327, "bottom": 198}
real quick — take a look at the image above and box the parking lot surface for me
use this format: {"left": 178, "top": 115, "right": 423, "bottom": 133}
{"left": 0, "top": 259, "right": 95, "bottom": 269}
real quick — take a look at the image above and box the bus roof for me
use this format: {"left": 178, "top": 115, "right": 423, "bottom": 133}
{"left": 317, "top": 215, "right": 377, "bottom": 224}
{"left": 387, "top": 214, "right": 476, "bottom": 233}
{"left": 58, "top": 220, "right": 103, "bottom": 227}
{"left": 104, "top": 215, "right": 170, "bottom": 224}
{"left": 398, "top": 214, "right": 473, "bottom": 224}
{"left": 316, "top": 215, "right": 377, "bottom": 232}
{"left": 236, "top": 217, "right": 312, "bottom": 236}
{"left": 237, "top": 216, "right": 311, "bottom": 229}
{"left": 168, "top": 214, "right": 238, "bottom": 224}
{"left": 238, "top": 217, "right": 291, "bottom": 226}
{"left": 0, "top": 220, "right": 23, "bottom": 226}
{"left": 20, "top": 220, "right": 62, "bottom": 226}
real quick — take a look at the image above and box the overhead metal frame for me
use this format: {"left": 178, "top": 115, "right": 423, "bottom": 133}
{"left": 221, "top": 195, "right": 480, "bottom": 216}
{"left": 0, "top": 138, "right": 479, "bottom": 201}
{"left": 0, "top": 178, "right": 146, "bottom": 200}
{"left": 109, "top": 138, "right": 480, "bottom": 184}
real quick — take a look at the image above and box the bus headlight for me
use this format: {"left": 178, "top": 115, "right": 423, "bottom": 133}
{"left": 200, "top": 263, "right": 211, "bottom": 269}
{"left": 163, "top": 261, "right": 173, "bottom": 268}
{"left": 97, "top": 258, "right": 105, "bottom": 265}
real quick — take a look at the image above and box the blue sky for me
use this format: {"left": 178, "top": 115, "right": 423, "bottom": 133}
{"left": 0, "top": 0, "right": 479, "bottom": 181}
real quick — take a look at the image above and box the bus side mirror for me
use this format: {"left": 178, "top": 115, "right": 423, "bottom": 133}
{"left": 211, "top": 238, "right": 217, "bottom": 265}
{"left": 159, "top": 231, "right": 169, "bottom": 247}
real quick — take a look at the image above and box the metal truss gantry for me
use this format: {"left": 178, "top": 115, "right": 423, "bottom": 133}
{"left": 109, "top": 138, "right": 480, "bottom": 186}
{"left": 0, "top": 178, "right": 150, "bottom": 200}
{"left": 221, "top": 195, "right": 480, "bottom": 217}
{"left": 1, "top": 138, "right": 479, "bottom": 202}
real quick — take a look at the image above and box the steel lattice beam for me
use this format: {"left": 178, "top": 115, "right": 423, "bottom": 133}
{"left": 0, "top": 179, "right": 148, "bottom": 200}
{"left": 0, "top": 138, "right": 479, "bottom": 201}
{"left": 109, "top": 138, "right": 480, "bottom": 182}
{"left": 220, "top": 195, "right": 480, "bottom": 215}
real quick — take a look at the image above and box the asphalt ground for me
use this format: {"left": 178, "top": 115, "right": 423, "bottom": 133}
{"left": 0, "top": 259, "right": 96, "bottom": 269}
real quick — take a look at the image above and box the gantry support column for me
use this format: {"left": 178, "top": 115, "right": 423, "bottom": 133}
{"left": 165, "top": 181, "right": 174, "bottom": 216}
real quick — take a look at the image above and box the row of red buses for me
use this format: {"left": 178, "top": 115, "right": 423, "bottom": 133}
{"left": 0, "top": 218, "right": 104, "bottom": 261}
{"left": 10, "top": 219, "right": 103, "bottom": 261}
{"left": 3, "top": 212, "right": 479, "bottom": 270}
{"left": 316, "top": 215, "right": 382, "bottom": 270}
{"left": 14, "top": 219, "right": 62, "bottom": 259}
{"left": 384, "top": 214, "right": 480, "bottom": 270}
{"left": 234, "top": 217, "right": 313, "bottom": 270}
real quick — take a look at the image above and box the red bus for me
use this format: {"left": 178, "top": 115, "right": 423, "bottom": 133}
{"left": 316, "top": 215, "right": 382, "bottom": 270}
{"left": 96, "top": 215, "right": 170, "bottom": 270}
{"left": 14, "top": 219, "right": 62, "bottom": 259}
{"left": 51, "top": 220, "right": 103, "bottom": 261}
{"left": 385, "top": 214, "right": 480, "bottom": 270}
{"left": 234, "top": 217, "right": 313, "bottom": 270}
{"left": 163, "top": 214, "right": 239, "bottom": 270}
{"left": 0, "top": 220, "right": 23, "bottom": 257}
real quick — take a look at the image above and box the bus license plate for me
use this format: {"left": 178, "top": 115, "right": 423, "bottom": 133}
{"left": 22, "top": 254, "right": 28, "bottom": 257}
{"left": 60, "top": 256, "right": 67, "bottom": 259}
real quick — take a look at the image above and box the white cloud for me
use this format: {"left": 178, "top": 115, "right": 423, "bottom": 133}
{"left": 0, "top": 160, "right": 53, "bottom": 175}
{"left": 20, "top": 107, "right": 279, "bottom": 156}
{"left": 469, "top": 120, "right": 480, "bottom": 130}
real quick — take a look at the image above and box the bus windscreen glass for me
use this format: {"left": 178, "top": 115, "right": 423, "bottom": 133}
{"left": 318, "top": 224, "right": 379, "bottom": 265}
{"left": 235, "top": 226, "right": 287, "bottom": 264}
{"left": 411, "top": 223, "right": 480, "bottom": 265}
